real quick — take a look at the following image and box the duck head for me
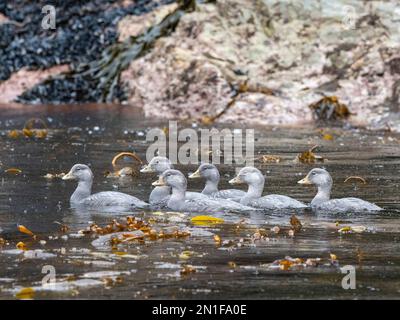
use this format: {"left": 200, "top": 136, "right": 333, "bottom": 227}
{"left": 63, "top": 164, "right": 94, "bottom": 183}
{"left": 140, "top": 156, "right": 172, "bottom": 174}
{"left": 188, "top": 163, "right": 219, "bottom": 182}
{"left": 152, "top": 169, "right": 187, "bottom": 191}
{"left": 229, "top": 167, "right": 264, "bottom": 186}
{"left": 298, "top": 168, "right": 332, "bottom": 188}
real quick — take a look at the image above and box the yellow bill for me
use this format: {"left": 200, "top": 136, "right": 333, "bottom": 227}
{"left": 188, "top": 169, "right": 201, "bottom": 179}
{"left": 152, "top": 176, "right": 166, "bottom": 186}
{"left": 140, "top": 164, "right": 154, "bottom": 173}
{"left": 297, "top": 175, "right": 311, "bottom": 185}
{"left": 229, "top": 176, "right": 243, "bottom": 185}
{"left": 62, "top": 171, "right": 75, "bottom": 180}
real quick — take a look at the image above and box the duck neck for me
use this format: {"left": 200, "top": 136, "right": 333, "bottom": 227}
{"left": 71, "top": 180, "right": 92, "bottom": 203}
{"left": 241, "top": 180, "right": 264, "bottom": 205}
{"left": 311, "top": 184, "right": 331, "bottom": 207}
{"left": 149, "top": 186, "right": 171, "bottom": 204}
{"left": 168, "top": 185, "right": 186, "bottom": 210}
{"left": 202, "top": 179, "right": 219, "bottom": 195}
{"left": 150, "top": 172, "right": 172, "bottom": 204}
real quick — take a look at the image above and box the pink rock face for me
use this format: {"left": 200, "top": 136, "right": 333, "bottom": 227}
{"left": 0, "top": 65, "right": 69, "bottom": 104}
{"left": 119, "top": 0, "right": 400, "bottom": 129}
{"left": 0, "top": 13, "right": 9, "bottom": 24}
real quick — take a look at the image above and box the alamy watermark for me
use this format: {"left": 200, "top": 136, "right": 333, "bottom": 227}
{"left": 41, "top": 5, "right": 56, "bottom": 30}
{"left": 341, "top": 265, "right": 356, "bottom": 290}
{"left": 145, "top": 121, "right": 255, "bottom": 167}
{"left": 41, "top": 265, "right": 56, "bottom": 288}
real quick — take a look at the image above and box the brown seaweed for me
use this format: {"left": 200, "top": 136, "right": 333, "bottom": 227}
{"left": 72, "top": 0, "right": 198, "bottom": 102}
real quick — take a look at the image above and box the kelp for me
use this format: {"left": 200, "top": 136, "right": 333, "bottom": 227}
{"left": 258, "top": 155, "right": 281, "bottom": 163}
{"left": 268, "top": 254, "right": 339, "bottom": 271}
{"left": 344, "top": 176, "right": 367, "bottom": 184}
{"left": 8, "top": 118, "right": 48, "bottom": 139}
{"left": 191, "top": 215, "right": 224, "bottom": 226}
{"left": 4, "top": 168, "right": 22, "bottom": 175}
{"left": 111, "top": 152, "right": 143, "bottom": 166}
{"left": 68, "top": 0, "right": 198, "bottom": 102}
{"left": 104, "top": 152, "right": 143, "bottom": 177}
{"left": 79, "top": 216, "right": 190, "bottom": 245}
{"left": 201, "top": 80, "right": 276, "bottom": 125}
{"left": 309, "top": 96, "right": 352, "bottom": 121}
{"left": 290, "top": 215, "right": 302, "bottom": 233}
{"left": 295, "top": 145, "right": 325, "bottom": 164}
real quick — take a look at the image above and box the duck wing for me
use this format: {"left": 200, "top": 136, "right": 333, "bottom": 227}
{"left": 211, "top": 189, "right": 246, "bottom": 200}
{"left": 81, "top": 191, "right": 149, "bottom": 209}
{"left": 178, "top": 197, "right": 256, "bottom": 213}
{"left": 251, "top": 194, "right": 307, "bottom": 209}
{"left": 315, "top": 197, "right": 382, "bottom": 213}
{"left": 149, "top": 186, "right": 170, "bottom": 205}
{"left": 186, "top": 192, "right": 209, "bottom": 200}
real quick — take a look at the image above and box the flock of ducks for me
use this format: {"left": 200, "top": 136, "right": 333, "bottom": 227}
{"left": 63, "top": 156, "right": 382, "bottom": 214}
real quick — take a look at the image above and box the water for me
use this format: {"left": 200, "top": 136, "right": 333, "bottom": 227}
{"left": 0, "top": 104, "right": 400, "bottom": 299}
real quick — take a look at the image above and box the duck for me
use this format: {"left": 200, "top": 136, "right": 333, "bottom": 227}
{"left": 229, "top": 167, "right": 307, "bottom": 209}
{"left": 152, "top": 169, "right": 256, "bottom": 213}
{"left": 298, "top": 168, "right": 382, "bottom": 213}
{"left": 63, "top": 164, "right": 149, "bottom": 210}
{"left": 188, "top": 163, "right": 246, "bottom": 200}
{"left": 140, "top": 156, "right": 207, "bottom": 207}
{"left": 140, "top": 156, "right": 173, "bottom": 205}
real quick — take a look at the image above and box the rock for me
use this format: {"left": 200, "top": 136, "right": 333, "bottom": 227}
{"left": 119, "top": 0, "right": 400, "bottom": 129}
{"left": 0, "top": 0, "right": 173, "bottom": 104}
{"left": 118, "top": 3, "right": 179, "bottom": 41}
{"left": 0, "top": 65, "right": 69, "bottom": 103}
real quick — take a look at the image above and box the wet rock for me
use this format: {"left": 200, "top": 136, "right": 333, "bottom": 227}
{"left": 0, "top": 0, "right": 173, "bottom": 104}
{"left": 0, "top": 65, "right": 69, "bottom": 103}
{"left": 119, "top": 0, "right": 400, "bottom": 129}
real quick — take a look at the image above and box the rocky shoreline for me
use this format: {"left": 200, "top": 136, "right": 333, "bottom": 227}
{"left": 1, "top": 0, "right": 400, "bottom": 131}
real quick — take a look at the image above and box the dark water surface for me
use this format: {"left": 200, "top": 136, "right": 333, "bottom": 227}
{"left": 0, "top": 104, "right": 399, "bottom": 299}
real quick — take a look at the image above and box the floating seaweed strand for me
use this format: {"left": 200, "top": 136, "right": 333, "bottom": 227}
{"left": 73, "top": 0, "right": 198, "bottom": 102}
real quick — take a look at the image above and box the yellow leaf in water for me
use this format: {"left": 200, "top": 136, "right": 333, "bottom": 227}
{"left": 5, "top": 168, "right": 22, "bottom": 175}
{"left": 113, "top": 251, "right": 128, "bottom": 256}
{"left": 8, "top": 130, "right": 21, "bottom": 138}
{"left": 322, "top": 133, "right": 334, "bottom": 141}
{"left": 22, "top": 128, "right": 35, "bottom": 138}
{"left": 179, "top": 251, "right": 194, "bottom": 260}
{"left": 15, "top": 287, "right": 35, "bottom": 300}
{"left": 34, "top": 129, "right": 48, "bottom": 139}
{"left": 191, "top": 215, "right": 224, "bottom": 226}
{"left": 16, "top": 241, "right": 27, "bottom": 251}
{"left": 18, "top": 225, "right": 34, "bottom": 237}
{"left": 180, "top": 265, "right": 196, "bottom": 275}
{"left": 214, "top": 235, "right": 222, "bottom": 245}
{"left": 338, "top": 226, "right": 352, "bottom": 233}
{"left": 330, "top": 253, "right": 337, "bottom": 260}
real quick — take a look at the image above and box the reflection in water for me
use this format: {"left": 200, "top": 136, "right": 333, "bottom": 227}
{"left": 0, "top": 105, "right": 400, "bottom": 299}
